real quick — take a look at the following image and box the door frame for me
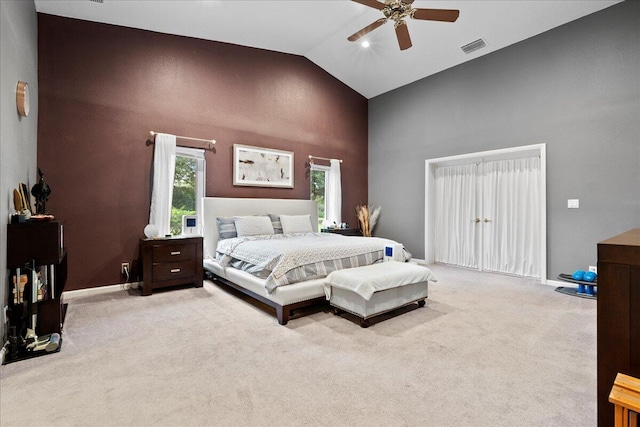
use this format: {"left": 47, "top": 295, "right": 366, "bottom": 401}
{"left": 424, "top": 143, "right": 547, "bottom": 284}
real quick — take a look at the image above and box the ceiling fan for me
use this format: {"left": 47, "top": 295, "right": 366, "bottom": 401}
{"left": 348, "top": 0, "right": 460, "bottom": 51}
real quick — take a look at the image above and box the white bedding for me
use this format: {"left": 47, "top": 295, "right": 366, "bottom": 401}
{"left": 215, "top": 232, "right": 405, "bottom": 293}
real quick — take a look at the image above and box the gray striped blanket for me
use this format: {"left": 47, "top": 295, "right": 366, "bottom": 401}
{"left": 215, "top": 233, "right": 405, "bottom": 293}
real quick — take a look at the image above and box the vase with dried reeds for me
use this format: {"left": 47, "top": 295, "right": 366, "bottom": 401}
{"left": 355, "top": 205, "right": 381, "bottom": 237}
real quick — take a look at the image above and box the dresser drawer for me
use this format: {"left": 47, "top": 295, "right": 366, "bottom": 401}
{"left": 152, "top": 243, "right": 195, "bottom": 263}
{"left": 152, "top": 260, "right": 196, "bottom": 282}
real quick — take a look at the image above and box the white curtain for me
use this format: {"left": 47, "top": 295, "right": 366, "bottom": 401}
{"left": 325, "top": 159, "right": 342, "bottom": 224}
{"left": 149, "top": 133, "right": 176, "bottom": 237}
{"left": 434, "top": 163, "right": 478, "bottom": 268}
{"left": 483, "top": 156, "right": 541, "bottom": 278}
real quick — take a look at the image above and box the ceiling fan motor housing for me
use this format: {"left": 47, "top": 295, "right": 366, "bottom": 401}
{"left": 383, "top": 0, "right": 413, "bottom": 23}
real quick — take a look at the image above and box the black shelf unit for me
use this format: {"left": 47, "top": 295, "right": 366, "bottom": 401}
{"left": 5, "top": 220, "right": 67, "bottom": 364}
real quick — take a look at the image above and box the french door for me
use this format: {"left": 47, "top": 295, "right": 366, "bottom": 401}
{"left": 433, "top": 156, "right": 542, "bottom": 279}
{"left": 434, "top": 163, "right": 480, "bottom": 269}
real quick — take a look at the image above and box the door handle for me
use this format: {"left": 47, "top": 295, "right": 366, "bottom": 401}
{"left": 484, "top": 218, "right": 491, "bottom": 223}
{"left": 473, "top": 218, "right": 481, "bottom": 223}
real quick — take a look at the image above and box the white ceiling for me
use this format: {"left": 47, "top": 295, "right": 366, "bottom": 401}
{"left": 34, "top": 0, "right": 623, "bottom": 99}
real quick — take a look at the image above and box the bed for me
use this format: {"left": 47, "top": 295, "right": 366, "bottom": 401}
{"left": 202, "top": 197, "right": 407, "bottom": 325}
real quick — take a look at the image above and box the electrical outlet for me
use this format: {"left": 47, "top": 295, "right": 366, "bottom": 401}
{"left": 121, "top": 262, "right": 130, "bottom": 275}
{"left": 589, "top": 265, "right": 597, "bottom": 274}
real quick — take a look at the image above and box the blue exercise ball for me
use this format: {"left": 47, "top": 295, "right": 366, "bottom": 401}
{"left": 572, "top": 270, "right": 585, "bottom": 281}
{"left": 583, "top": 271, "right": 597, "bottom": 282}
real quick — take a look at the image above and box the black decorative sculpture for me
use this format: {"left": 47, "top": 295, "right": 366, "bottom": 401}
{"left": 31, "top": 168, "right": 51, "bottom": 215}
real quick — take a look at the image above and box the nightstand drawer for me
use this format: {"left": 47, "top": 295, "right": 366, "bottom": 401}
{"left": 152, "top": 261, "right": 196, "bottom": 282}
{"left": 152, "top": 243, "right": 195, "bottom": 263}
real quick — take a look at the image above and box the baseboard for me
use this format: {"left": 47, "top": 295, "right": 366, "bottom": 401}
{"left": 63, "top": 282, "right": 140, "bottom": 300}
{"left": 546, "top": 279, "right": 568, "bottom": 288}
{"left": 412, "top": 258, "right": 427, "bottom": 265}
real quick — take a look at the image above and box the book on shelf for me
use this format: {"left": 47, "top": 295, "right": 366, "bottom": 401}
{"left": 12, "top": 274, "right": 27, "bottom": 304}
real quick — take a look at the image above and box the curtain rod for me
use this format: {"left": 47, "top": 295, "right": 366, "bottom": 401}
{"left": 149, "top": 131, "right": 216, "bottom": 145}
{"left": 308, "top": 155, "right": 343, "bottom": 163}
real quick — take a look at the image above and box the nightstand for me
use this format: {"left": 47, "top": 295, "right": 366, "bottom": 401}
{"left": 139, "top": 236, "right": 203, "bottom": 296}
{"left": 321, "top": 228, "right": 362, "bottom": 236}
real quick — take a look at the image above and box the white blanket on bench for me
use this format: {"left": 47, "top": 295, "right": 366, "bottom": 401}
{"left": 323, "top": 261, "right": 437, "bottom": 301}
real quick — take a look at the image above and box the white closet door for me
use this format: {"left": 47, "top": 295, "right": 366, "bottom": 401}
{"left": 434, "top": 163, "right": 479, "bottom": 268}
{"left": 483, "top": 157, "right": 541, "bottom": 278}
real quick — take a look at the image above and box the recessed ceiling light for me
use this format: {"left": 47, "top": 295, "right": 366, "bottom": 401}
{"left": 361, "top": 41, "right": 370, "bottom": 48}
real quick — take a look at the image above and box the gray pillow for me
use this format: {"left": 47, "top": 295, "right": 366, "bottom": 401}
{"left": 268, "top": 214, "right": 283, "bottom": 234}
{"left": 216, "top": 217, "right": 237, "bottom": 240}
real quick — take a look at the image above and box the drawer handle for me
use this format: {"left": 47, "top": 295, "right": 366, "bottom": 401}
{"left": 170, "top": 251, "right": 181, "bottom": 256}
{"left": 170, "top": 268, "right": 181, "bottom": 273}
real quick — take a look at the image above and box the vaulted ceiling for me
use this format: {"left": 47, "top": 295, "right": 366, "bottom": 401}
{"left": 34, "top": 0, "right": 623, "bottom": 98}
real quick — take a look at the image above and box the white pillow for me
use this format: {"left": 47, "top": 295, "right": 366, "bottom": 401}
{"left": 279, "top": 214, "right": 313, "bottom": 234}
{"left": 234, "top": 216, "right": 274, "bottom": 237}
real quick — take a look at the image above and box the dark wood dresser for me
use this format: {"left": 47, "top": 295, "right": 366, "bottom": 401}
{"left": 140, "top": 236, "right": 203, "bottom": 296}
{"left": 597, "top": 228, "right": 640, "bottom": 427}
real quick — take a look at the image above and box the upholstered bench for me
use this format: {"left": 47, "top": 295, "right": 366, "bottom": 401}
{"left": 323, "top": 261, "right": 437, "bottom": 327}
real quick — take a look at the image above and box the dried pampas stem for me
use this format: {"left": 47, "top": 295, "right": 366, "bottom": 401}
{"left": 356, "top": 204, "right": 381, "bottom": 237}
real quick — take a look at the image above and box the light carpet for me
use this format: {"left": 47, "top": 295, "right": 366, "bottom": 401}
{"left": 0, "top": 265, "right": 596, "bottom": 426}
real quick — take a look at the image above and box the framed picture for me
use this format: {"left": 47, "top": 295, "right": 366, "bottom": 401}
{"left": 233, "top": 144, "right": 294, "bottom": 188}
{"left": 19, "top": 182, "right": 32, "bottom": 213}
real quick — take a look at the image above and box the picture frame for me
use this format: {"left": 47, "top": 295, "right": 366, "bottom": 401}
{"left": 19, "top": 182, "right": 32, "bottom": 213}
{"left": 233, "top": 144, "right": 294, "bottom": 188}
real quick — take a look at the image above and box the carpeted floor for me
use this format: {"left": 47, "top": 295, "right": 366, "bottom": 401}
{"left": 0, "top": 264, "right": 596, "bottom": 426}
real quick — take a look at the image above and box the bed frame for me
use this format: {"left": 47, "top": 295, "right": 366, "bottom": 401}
{"left": 202, "top": 197, "right": 327, "bottom": 325}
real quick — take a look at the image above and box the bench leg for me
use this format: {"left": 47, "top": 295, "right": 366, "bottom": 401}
{"left": 418, "top": 299, "right": 426, "bottom": 308}
{"left": 360, "top": 318, "right": 370, "bottom": 328}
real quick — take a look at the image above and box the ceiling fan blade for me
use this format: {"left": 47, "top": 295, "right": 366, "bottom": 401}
{"left": 395, "top": 21, "right": 412, "bottom": 51}
{"left": 401, "top": 0, "right": 415, "bottom": 3}
{"left": 351, "top": 0, "right": 386, "bottom": 11}
{"left": 348, "top": 18, "right": 387, "bottom": 42}
{"left": 412, "top": 8, "right": 460, "bottom": 22}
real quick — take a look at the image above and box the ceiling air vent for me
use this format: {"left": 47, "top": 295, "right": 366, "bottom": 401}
{"left": 88, "top": 0, "right": 104, "bottom": 3}
{"left": 461, "top": 38, "right": 487, "bottom": 54}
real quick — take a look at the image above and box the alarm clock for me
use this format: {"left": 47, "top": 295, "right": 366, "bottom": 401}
{"left": 182, "top": 215, "right": 199, "bottom": 235}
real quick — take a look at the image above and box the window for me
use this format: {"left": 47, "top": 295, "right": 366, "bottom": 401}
{"left": 170, "top": 147, "right": 205, "bottom": 235}
{"left": 310, "top": 164, "right": 329, "bottom": 229}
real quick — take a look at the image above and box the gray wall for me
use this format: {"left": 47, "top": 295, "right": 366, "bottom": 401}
{"left": 369, "top": 0, "right": 639, "bottom": 280}
{"left": 1, "top": 0, "right": 39, "bottom": 339}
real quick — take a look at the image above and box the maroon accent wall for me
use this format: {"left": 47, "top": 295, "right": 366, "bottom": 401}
{"left": 37, "top": 14, "right": 368, "bottom": 290}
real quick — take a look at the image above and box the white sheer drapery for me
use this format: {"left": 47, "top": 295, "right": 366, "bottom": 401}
{"left": 483, "top": 156, "right": 541, "bottom": 277}
{"left": 149, "top": 133, "right": 176, "bottom": 237}
{"left": 434, "top": 163, "right": 478, "bottom": 268}
{"left": 325, "top": 159, "right": 342, "bottom": 224}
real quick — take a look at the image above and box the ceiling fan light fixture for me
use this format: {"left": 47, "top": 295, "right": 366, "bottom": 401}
{"left": 361, "top": 40, "right": 370, "bottom": 48}
{"left": 348, "top": 0, "right": 460, "bottom": 51}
